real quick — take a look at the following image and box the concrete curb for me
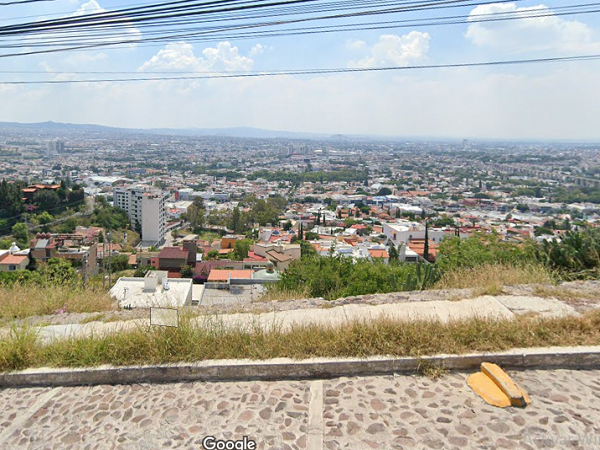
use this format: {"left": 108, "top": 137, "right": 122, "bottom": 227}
{"left": 1, "top": 346, "right": 600, "bottom": 388}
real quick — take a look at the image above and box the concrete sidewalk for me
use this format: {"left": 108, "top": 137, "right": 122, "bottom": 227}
{"left": 200, "top": 295, "right": 517, "bottom": 331}
{"left": 9, "top": 292, "right": 580, "bottom": 342}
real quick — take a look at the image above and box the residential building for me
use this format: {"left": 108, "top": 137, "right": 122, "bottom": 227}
{"left": 156, "top": 247, "right": 190, "bottom": 272}
{"left": 253, "top": 242, "right": 301, "bottom": 272}
{"left": 29, "top": 233, "right": 98, "bottom": 275}
{"left": 113, "top": 185, "right": 167, "bottom": 246}
{"left": 0, "top": 250, "right": 30, "bottom": 272}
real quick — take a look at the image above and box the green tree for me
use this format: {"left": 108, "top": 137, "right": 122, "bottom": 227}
{"left": 300, "top": 240, "right": 317, "bottom": 259}
{"left": 181, "top": 265, "right": 194, "bottom": 278}
{"left": 12, "top": 222, "right": 28, "bottom": 244}
{"left": 56, "top": 217, "right": 78, "bottom": 233}
{"left": 109, "top": 254, "right": 130, "bottom": 273}
{"left": 67, "top": 188, "right": 85, "bottom": 207}
{"left": 187, "top": 197, "right": 206, "bottom": 231}
{"left": 388, "top": 243, "right": 398, "bottom": 261}
{"left": 92, "top": 205, "right": 129, "bottom": 230}
{"left": 206, "top": 250, "right": 219, "bottom": 260}
{"left": 37, "top": 211, "right": 54, "bottom": 225}
{"left": 376, "top": 187, "right": 392, "bottom": 196}
{"left": 133, "top": 266, "right": 153, "bottom": 277}
{"left": 39, "top": 258, "right": 78, "bottom": 286}
{"left": 33, "top": 190, "right": 59, "bottom": 210}
{"left": 305, "top": 231, "right": 319, "bottom": 240}
{"left": 0, "top": 179, "right": 23, "bottom": 216}
{"left": 233, "top": 239, "right": 252, "bottom": 260}
{"left": 230, "top": 206, "right": 243, "bottom": 233}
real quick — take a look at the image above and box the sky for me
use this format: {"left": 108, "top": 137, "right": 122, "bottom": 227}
{"left": 1, "top": 0, "right": 600, "bottom": 141}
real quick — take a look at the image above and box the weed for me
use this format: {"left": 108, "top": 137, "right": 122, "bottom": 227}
{"left": 416, "top": 358, "right": 448, "bottom": 380}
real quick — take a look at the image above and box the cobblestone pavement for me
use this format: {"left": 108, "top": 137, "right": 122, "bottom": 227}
{"left": 1, "top": 369, "right": 600, "bottom": 449}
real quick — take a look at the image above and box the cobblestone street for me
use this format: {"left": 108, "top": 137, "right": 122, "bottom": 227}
{"left": 1, "top": 369, "right": 599, "bottom": 449}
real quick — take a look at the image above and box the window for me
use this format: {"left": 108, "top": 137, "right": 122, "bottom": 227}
{"left": 9, "top": 265, "right": 16, "bottom": 271}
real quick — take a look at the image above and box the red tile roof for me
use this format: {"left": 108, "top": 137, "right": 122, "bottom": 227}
{"left": 368, "top": 249, "right": 389, "bottom": 259}
{"left": 0, "top": 254, "right": 28, "bottom": 265}
{"left": 207, "top": 270, "right": 253, "bottom": 281}
{"left": 158, "top": 247, "right": 188, "bottom": 260}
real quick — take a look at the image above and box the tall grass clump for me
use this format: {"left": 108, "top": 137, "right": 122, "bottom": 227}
{"left": 0, "top": 284, "right": 116, "bottom": 320}
{"left": 0, "top": 326, "right": 38, "bottom": 370}
{"left": 435, "top": 262, "right": 555, "bottom": 294}
{"left": 2, "top": 310, "right": 600, "bottom": 372}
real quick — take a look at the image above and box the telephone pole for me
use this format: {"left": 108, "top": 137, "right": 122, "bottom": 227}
{"left": 108, "top": 232, "right": 112, "bottom": 288}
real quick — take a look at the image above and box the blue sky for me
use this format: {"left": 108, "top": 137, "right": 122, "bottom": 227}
{"left": 1, "top": 0, "right": 600, "bottom": 140}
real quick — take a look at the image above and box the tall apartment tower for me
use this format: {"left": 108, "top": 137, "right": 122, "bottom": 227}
{"left": 46, "top": 140, "right": 65, "bottom": 157}
{"left": 113, "top": 186, "right": 167, "bottom": 245}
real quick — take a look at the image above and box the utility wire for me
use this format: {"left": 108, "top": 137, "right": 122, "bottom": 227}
{"left": 2, "top": 3, "right": 598, "bottom": 51}
{"left": 0, "top": 0, "right": 56, "bottom": 5}
{"left": 2, "top": 54, "right": 599, "bottom": 85}
{"left": 0, "top": 0, "right": 531, "bottom": 58}
{"left": 0, "top": 0, "right": 513, "bottom": 38}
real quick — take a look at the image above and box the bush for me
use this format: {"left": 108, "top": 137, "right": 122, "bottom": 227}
{"left": 436, "top": 233, "right": 536, "bottom": 273}
{"left": 275, "top": 255, "right": 439, "bottom": 300}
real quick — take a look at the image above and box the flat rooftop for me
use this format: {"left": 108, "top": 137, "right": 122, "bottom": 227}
{"left": 110, "top": 277, "right": 192, "bottom": 308}
{"left": 199, "top": 284, "right": 265, "bottom": 306}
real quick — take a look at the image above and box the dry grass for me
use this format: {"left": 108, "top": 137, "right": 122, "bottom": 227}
{"left": 0, "top": 284, "right": 117, "bottom": 320}
{"left": 79, "top": 313, "right": 106, "bottom": 324}
{"left": 435, "top": 263, "right": 555, "bottom": 296}
{"left": 2, "top": 309, "right": 600, "bottom": 372}
{"left": 256, "top": 286, "right": 310, "bottom": 302}
{"left": 532, "top": 285, "right": 597, "bottom": 302}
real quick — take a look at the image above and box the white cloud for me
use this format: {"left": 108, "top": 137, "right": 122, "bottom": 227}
{"left": 139, "top": 41, "right": 254, "bottom": 72}
{"left": 71, "top": 0, "right": 141, "bottom": 44}
{"left": 249, "top": 44, "right": 265, "bottom": 56}
{"left": 349, "top": 32, "right": 430, "bottom": 68}
{"left": 346, "top": 39, "right": 366, "bottom": 50}
{"left": 465, "top": 3, "right": 600, "bottom": 53}
{"left": 72, "top": 0, "right": 105, "bottom": 16}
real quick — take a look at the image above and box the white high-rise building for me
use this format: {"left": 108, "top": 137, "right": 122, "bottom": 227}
{"left": 113, "top": 186, "right": 167, "bottom": 245}
{"left": 46, "top": 140, "right": 64, "bottom": 157}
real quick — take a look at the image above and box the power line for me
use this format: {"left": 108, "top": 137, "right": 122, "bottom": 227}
{"left": 2, "top": 0, "right": 599, "bottom": 59}
{"left": 0, "top": 0, "right": 543, "bottom": 58}
{"left": 5, "top": 3, "right": 594, "bottom": 52}
{"left": 1, "top": 54, "right": 599, "bottom": 85}
{"left": 0, "top": 0, "right": 510, "bottom": 39}
{"left": 0, "top": 0, "right": 56, "bottom": 5}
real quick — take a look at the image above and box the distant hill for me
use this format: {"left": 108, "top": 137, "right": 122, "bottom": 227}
{"left": 0, "top": 121, "right": 411, "bottom": 142}
{"left": 0, "top": 121, "right": 336, "bottom": 140}
{"left": 0, "top": 121, "right": 126, "bottom": 133}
